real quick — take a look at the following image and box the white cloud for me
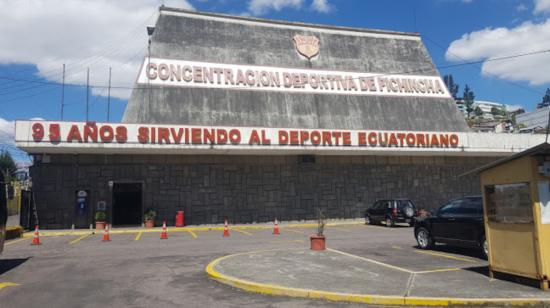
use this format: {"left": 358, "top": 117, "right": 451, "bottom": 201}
{"left": 0, "top": 0, "right": 194, "bottom": 100}
{"left": 248, "top": 0, "right": 304, "bottom": 15}
{"left": 247, "top": 0, "right": 333, "bottom": 15}
{"left": 0, "top": 117, "right": 14, "bottom": 144}
{"left": 446, "top": 19, "right": 550, "bottom": 86}
{"left": 517, "top": 3, "right": 528, "bottom": 12}
{"left": 535, "top": 0, "right": 550, "bottom": 14}
{"left": 311, "top": 0, "right": 332, "bottom": 13}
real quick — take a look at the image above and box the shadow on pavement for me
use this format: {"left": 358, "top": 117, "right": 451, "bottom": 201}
{"left": 462, "top": 265, "right": 541, "bottom": 289}
{"left": 412, "top": 244, "right": 485, "bottom": 260}
{"left": 0, "top": 258, "right": 30, "bottom": 275}
{"left": 363, "top": 223, "right": 413, "bottom": 229}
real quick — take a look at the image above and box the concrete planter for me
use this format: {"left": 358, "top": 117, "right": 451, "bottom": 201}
{"left": 95, "top": 221, "right": 106, "bottom": 231}
{"left": 310, "top": 234, "right": 326, "bottom": 251}
{"left": 145, "top": 220, "right": 154, "bottom": 228}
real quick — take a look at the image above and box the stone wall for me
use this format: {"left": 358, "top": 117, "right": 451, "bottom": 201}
{"left": 123, "top": 8, "right": 469, "bottom": 132}
{"left": 30, "top": 154, "right": 495, "bottom": 229}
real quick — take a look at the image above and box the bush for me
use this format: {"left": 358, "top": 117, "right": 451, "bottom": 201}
{"left": 144, "top": 208, "right": 156, "bottom": 221}
{"left": 95, "top": 211, "right": 106, "bottom": 221}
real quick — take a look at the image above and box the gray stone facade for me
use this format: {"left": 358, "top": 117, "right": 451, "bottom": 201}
{"left": 30, "top": 154, "right": 495, "bottom": 229}
{"left": 123, "top": 8, "right": 469, "bottom": 132}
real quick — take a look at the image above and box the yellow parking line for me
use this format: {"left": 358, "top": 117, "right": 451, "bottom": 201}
{"left": 185, "top": 230, "right": 198, "bottom": 239}
{"left": 414, "top": 268, "right": 462, "bottom": 274}
{"left": 0, "top": 282, "right": 19, "bottom": 290}
{"left": 134, "top": 231, "right": 143, "bottom": 241}
{"left": 392, "top": 245, "right": 403, "bottom": 250}
{"left": 69, "top": 233, "right": 91, "bottom": 245}
{"left": 415, "top": 250, "right": 477, "bottom": 263}
{"left": 232, "top": 229, "right": 253, "bottom": 236}
{"left": 4, "top": 238, "right": 27, "bottom": 246}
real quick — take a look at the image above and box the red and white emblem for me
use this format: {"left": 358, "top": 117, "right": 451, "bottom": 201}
{"left": 293, "top": 35, "right": 320, "bottom": 60}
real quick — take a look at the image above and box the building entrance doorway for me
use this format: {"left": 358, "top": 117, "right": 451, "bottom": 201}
{"left": 112, "top": 183, "right": 142, "bottom": 226}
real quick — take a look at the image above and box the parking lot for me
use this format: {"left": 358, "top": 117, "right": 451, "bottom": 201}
{"left": 0, "top": 220, "right": 545, "bottom": 307}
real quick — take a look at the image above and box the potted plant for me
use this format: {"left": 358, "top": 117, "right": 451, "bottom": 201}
{"left": 95, "top": 211, "right": 106, "bottom": 230}
{"left": 310, "top": 208, "right": 326, "bottom": 251}
{"left": 144, "top": 208, "right": 156, "bottom": 228}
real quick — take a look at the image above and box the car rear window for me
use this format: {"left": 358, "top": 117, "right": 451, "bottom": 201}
{"left": 396, "top": 200, "right": 415, "bottom": 209}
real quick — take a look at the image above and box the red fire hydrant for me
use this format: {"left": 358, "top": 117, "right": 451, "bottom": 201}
{"left": 175, "top": 211, "right": 185, "bottom": 227}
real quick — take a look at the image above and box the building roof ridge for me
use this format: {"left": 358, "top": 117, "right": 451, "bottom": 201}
{"left": 159, "top": 6, "right": 420, "bottom": 38}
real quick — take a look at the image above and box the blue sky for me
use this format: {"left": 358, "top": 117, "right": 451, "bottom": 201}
{"left": 1, "top": 0, "right": 550, "bottom": 163}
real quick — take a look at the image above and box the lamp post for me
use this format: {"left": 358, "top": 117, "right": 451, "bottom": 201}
{"left": 146, "top": 26, "right": 155, "bottom": 115}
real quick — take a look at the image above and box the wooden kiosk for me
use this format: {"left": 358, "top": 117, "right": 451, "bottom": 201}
{"left": 473, "top": 142, "right": 550, "bottom": 290}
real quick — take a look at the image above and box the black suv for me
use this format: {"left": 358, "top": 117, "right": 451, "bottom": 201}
{"left": 365, "top": 199, "right": 417, "bottom": 227}
{"left": 414, "top": 196, "right": 487, "bottom": 258}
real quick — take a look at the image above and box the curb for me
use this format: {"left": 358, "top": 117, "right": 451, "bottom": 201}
{"left": 22, "top": 221, "right": 363, "bottom": 237}
{"left": 6, "top": 226, "right": 23, "bottom": 240}
{"left": 205, "top": 251, "right": 550, "bottom": 306}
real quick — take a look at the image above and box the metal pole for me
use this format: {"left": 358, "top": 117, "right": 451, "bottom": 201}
{"left": 86, "top": 67, "right": 89, "bottom": 122}
{"left": 107, "top": 67, "right": 111, "bottom": 122}
{"left": 546, "top": 106, "right": 550, "bottom": 143}
{"left": 148, "top": 36, "right": 151, "bottom": 112}
{"left": 61, "top": 64, "right": 65, "bottom": 120}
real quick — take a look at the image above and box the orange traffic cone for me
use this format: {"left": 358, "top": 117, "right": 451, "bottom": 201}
{"left": 273, "top": 218, "right": 280, "bottom": 235}
{"left": 223, "top": 220, "right": 230, "bottom": 237}
{"left": 31, "top": 225, "right": 41, "bottom": 245}
{"left": 160, "top": 221, "right": 168, "bottom": 239}
{"left": 102, "top": 224, "right": 111, "bottom": 242}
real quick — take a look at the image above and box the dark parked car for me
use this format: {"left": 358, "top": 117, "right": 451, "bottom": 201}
{"left": 414, "top": 196, "right": 488, "bottom": 258}
{"left": 365, "top": 199, "right": 417, "bottom": 227}
{"left": 0, "top": 181, "right": 7, "bottom": 254}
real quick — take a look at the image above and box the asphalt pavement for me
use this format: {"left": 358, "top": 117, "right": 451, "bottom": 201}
{"left": 0, "top": 220, "right": 545, "bottom": 307}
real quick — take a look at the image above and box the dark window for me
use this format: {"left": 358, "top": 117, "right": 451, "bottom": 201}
{"left": 370, "top": 201, "right": 378, "bottom": 210}
{"left": 455, "top": 198, "right": 483, "bottom": 216}
{"left": 438, "top": 199, "right": 463, "bottom": 216}
{"left": 397, "top": 200, "right": 415, "bottom": 210}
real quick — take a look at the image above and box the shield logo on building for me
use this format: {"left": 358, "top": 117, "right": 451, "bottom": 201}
{"left": 293, "top": 35, "right": 320, "bottom": 60}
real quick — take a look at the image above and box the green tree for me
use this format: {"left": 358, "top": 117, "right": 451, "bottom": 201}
{"left": 463, "top": 84, "right": 475, "bottom": 118}
{"left": 474, "top": 106, "right": 483, "bottom": 117}
{"left": 443, "top": 74, "right": 459, "bottom": 99}
{"left": 0, "top": 151, "right": 16, "bottom": 182}
{"left": 490, "top": 106, "right": 507, "bottom": 117}
{"left": 537, "top": 88, "right": 550, "bottom": 109}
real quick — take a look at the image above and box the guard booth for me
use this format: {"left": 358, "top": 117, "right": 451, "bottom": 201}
{"left": 474, "top": 142, "right": 550, "bottom": 290}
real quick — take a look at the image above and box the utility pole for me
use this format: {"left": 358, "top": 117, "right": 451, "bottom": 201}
{"left": 546, "top": 105, "right": 550, "bottom": 143}
{"left": 61, "top": 64, "right": 65, "bottom": 120}
{"left": 147, "top": 26, "right": 155, "bottom": 116}
{"left": 86, "top": 67, "right": 89, "bottom": 122}
{"left": 107, "top": 67, "right": 111, "bottom": 122}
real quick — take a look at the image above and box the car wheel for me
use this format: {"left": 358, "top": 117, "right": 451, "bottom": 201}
{"left": 385, "top": 217, "right": 394, "bottom": 228}
{"left": 365, "top": 215, "right": 371, "bottom": 225}
{"left": 416, "top": 227, "right": 433, "bottom": 249}
{"left": 480, "top": 236, "right": 488, "bottom": 259}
